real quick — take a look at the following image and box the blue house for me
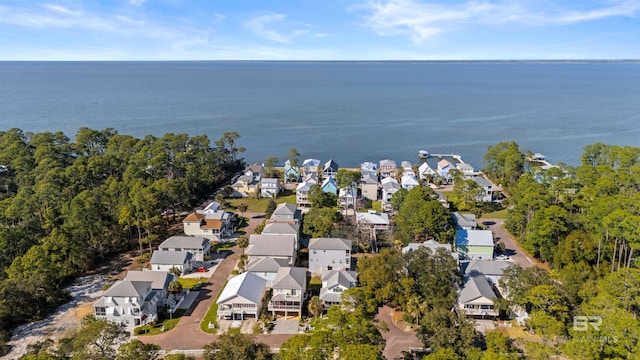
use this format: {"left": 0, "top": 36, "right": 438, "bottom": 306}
{"left": 283, "top": 160, "right": 300, "bottom": 182}
{"left": 321, "top": 176, "right": 338, "bottom": 195}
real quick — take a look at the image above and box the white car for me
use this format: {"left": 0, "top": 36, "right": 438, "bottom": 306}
{"left": 495, "top": 254, "right": 510, "bottom": 260}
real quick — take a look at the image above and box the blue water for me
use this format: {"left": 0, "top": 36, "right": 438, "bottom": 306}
{"left": 1, "top": 61, "right": 639, "bottom": 168}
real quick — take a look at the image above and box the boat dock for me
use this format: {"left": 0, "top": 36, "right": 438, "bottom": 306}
{"left": 527, "top": 153, "right": 555, "bottom": 168}
{"left": 419, "top": 151, "right": 465, "bottom": 164}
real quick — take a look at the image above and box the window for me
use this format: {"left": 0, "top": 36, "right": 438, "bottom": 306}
{"left": 291, "top": 289, "right": 297, "bottom": 295}
{"left": 95, "top": 307, "right": 106, "bottom": 316}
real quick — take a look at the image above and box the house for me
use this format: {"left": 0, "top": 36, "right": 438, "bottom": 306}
{"left": 268, "top": 267, "right": 308, "bottom": 318}
{"left": 244, "top": 163, "right": 264, "bottom": 180}
{"left": 302, "top": 159, "right": 321, "bottom": 176}
{"left": 434, "top": 190, "right": 450, "bottom": 208}
{"left": 260, "top": 178, "right": 280, "bottom": 198}
{"left": 217, "top": 272, "right": 267, "bottom": 320}
{"left": 246, "top": 234, "right": 297, "bottom": 265}
{"left": 269, "top": 202, "right": 300, "bottom": 223}
{"left": 321, "top": 176, "right": 338, "bottom": 195}
{"left": 320, "top": 269, "right": 357, "bottom": 309}
{"left": 452, "top": 212, "right": 477, "bottom": 230}
{"left": 400, "top": 173, "right": 419, "bottom": 190}
{"left": 322, "top": 159, "right": 339, "bottom": 178}
{"left": 361, "top": 162, "right": 377, "bottom": 175}
{"left": 296, "top": 181, "right": 313, "bottom": 207}
{"left": 381, "top": 176, "right": 401, "bottom": 204}
{"left": 183, "top": 203, "right": 232, "bottom": 241}
{"left": 401, "top": 161, "right": 414, "bottom": 174}
{"left": 418, "top": 162, "right": 436, "bottom": 180}
{"left": 150, "top": 251, "right": 193, "bottom": 273}
{"left": 302, "top": 172, "right": 318, "bottom": 184}
{"left": 93, "top": 279, "right": 158, "bottom": 328}
{"left": 231, "top": 175, "right": 260, "bottom": 198}
{"left": 461, "top": 259, "right": 513, "bottom": 286}
{"left": 262, "top": 222, "right": 300, "bottom": 245}
{"left": 247, "top": 257, "right": 291, "bottom": 286}
{"left": 379, "top": 159, "right": 397, "bottom": 178}
{"left": 402, "top": 240, "right": 452, "bottom": 254}
{"left": 456, "top": 229, "right": 494, "bottom": 260}
{"left": 308, "top": 238, "right": 352, "bottom": 273}
{"left": 124, "top": 270, "right": 177, "bottom": 308}
{"left": 158, "top": 236, "right": 210, "bottom": 262}
{"left": 471, "top": 176, "right": 494, "bottom": 202}
{"left": 458, "top": 275, "right": 499, "bottom": 318}
{"left": 356, "top": 210, "right": 390, "bottom": 231}
{"left": 360, "top": 173, "right": 379, "bottom": 201}
{"left": 457, "top": 163, "right": 475, "bottom": 177}
{"left": 283, "top": 160, "right": 301, "bottom": 182}
{"left": 437, "top": 159, "right": 454, "bottom": 179}
{"left": 339, "top": 186, "right": 357, "bottom": 208}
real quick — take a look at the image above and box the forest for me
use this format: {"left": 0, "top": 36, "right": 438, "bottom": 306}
{"left": 0, "top": 128, "right": 244, "bottom": 354}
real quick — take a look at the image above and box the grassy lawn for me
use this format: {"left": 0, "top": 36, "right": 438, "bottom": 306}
{"left": 200, "top": 279, "right": 229, "bottom": 334}
{"left": 177, "top": 277, "right": 207, "bottom": 290}
{"left": 225, "top": 193, "right": 296, "bottom": 213}
{"left": 136, "top": 309, "right": 186, "bottom": 335}
{"left": 358, "top": 200, "right": 382, "bottom": 212}
{"left": 483, "top": 208, "right": 508, "bottom": 219}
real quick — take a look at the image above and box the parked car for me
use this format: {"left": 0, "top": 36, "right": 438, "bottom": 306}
{"left": 495, "top": 254, "right": 510, "bottom": 260}
{"left": 196, "top": 266, "right": 207, "bottom": 273}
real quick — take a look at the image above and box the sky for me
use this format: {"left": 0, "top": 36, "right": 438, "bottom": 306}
{"left": 0, "top": 0, "right": 638, "bottom": 60}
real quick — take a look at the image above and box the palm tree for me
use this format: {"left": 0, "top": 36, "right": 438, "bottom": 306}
{"left": 308, "top": 296, "right": 324, "bottom": 318}
{"left": 237, "top": 202, "right": 248, "bottom": 216}
{"left": 237, "top": 235, "right": 249, "bottom": 258}
{"left": 168, "top": 280, "right": 183, "bottom": 299}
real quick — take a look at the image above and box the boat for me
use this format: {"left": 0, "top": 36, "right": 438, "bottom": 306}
{"left": 418, "top": 150, "right": 430, "bottom": 159}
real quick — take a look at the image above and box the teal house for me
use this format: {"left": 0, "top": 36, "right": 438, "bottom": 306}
{"left": 321, "top": 176, "right": 338, "bottom": 195}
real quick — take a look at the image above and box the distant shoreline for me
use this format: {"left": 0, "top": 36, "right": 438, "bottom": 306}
{"left": 2, "top": 59, "right": 640, "bottom": 64}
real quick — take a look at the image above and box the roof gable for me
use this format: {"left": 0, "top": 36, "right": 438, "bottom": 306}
{"left": 272, "top": 267, "right": 307, "bottom": 290}
{"left": 159, "top": 236, "right": 208, "bottom": 250}
{"left": 125, "top": 270, "right": 175, "bottom": 290}
{"left": 217, "top": 272, "right": 266, "bottom": 304}
{"left": 150, "top": 250, "right": 192, "bottom": 265}
{"left": 104, "top": 280, "right": 152, "bottom": 298}
{"left": 309, "top": 237, "right": 352, "bottom": 250}
{"left": 459, "top": 275, "right": 497, "bottom": 303}
{"left": 456, "top": 229, "right": 494, "bottom": 247}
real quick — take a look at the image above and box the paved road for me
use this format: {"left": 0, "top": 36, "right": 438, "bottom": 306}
{"left": 138, "top": 212, "right": 296, "bottom": 350}
{"left": 376, "top": 306, "right": 423, "bottom": 360}
{"left": 481, "top": 218, "right": 536, "bottom": 269}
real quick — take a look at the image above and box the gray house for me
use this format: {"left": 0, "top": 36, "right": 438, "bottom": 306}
{"left": 270, "top": 202, "right": 300, "bottom": 223}
{"left": 458, "top": 275, "right": 499, "bottom": 318}
{"left": 150, "top": 251, "right": 193, "bottom": 273}
{"left": 158, "top": 236, "right": 210, "bottom": 262}
{"left": 268, "top": 267, "right": 308, "bottom": 319}
{"left": 260, "top": 178, "right": 280, "bottom": 198}
{"left": 246, "top": 234, "right": 297, "bottom": 265}
{"left": 320, "top": 269, "right": 357, "bottom": 309}
{"left": 247, "top": 257, "right": 291, "bottom": 287}
{"left": 124, "top": 270, "right": 176, "bottom": 307}
{"left": 93, "top": 280, "right": 158, "bottom": 328}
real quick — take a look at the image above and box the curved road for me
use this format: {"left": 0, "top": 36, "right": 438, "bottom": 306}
{"left": 481, "top": 218, "right": 540, "bottom": 269}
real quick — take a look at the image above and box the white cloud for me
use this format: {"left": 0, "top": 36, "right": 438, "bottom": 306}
{"left": 245, "top": 12, "right": 308, "bottom": 43}
{"left": 356, "top": 0, "right": 640, "bottom": 43}
{"left": 129, "top": 0, "right": 147, "bottom": 6}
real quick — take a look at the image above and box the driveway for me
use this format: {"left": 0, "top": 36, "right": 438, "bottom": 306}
{"left": 375, "top": 306, "right": 423, "bottom": 360}
{"left": 481, "top": 218, "right": 541, "bottom": 269}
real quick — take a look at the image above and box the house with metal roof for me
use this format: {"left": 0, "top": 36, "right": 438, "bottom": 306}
{"left": 381, "top": 176, "right": 401, "bottom": 205}
{"left": 418, "top": 162, "right": 436, "bottom": 180}
{"left": 452, "top": 212, "right": 477, "bottom": 230}
{"left": 471, "top": 176, "right": 494, "bottom": 202}
{"left": 319, "top": 269, "right": 357, "bottom": 309}
{"left": 455, "top": 229, "right": 494, "bottom": 260}
{"left": 260, "top": 178, "right": 280, "bottom": 198}
{"left": 124, "top": 270, "right": 176, "bottom": 307}
{"left": 458, "top": 275, "right": 499, "bottom": 318}
{"left": 246, "top": 234, "right": 297, "bottom": 265}
{"left": 360, "top": 172, "right": 379, "bottom": 201}
{"left": 308, "top": 238, "right": 352, "bottom": 273}
{"left": 217, "top": 272, "right": 267, "bottom": 320}
{"left": 158, "top": 236, "right": 210, "bottom": 261}
{"left": 269, "top": 202, "right": 300, "bottom": 223}
{"left": 321, "top": 176, "right": 338, "bottom": 195}
{"left": 379, "top": 159, "right": 397, "bottom": 178}
{"left": 322, "top": 159, "right": 339, "bottom": 178}
{"left": 150, "top": 251, "right": 193, "bottom": 273}
{"left": 262, "top": 222, "right": 300, "bottom": 246}
{"left": 183, "top": 205, "right": 232, "bottom": 241}
{"left": 356, "top": 211, "right": 390, "bottom": 231}
{"left": 247, "top": 257, "right": 291, "bottom": 286}
{"left": 296, "top": 181, "right": 313, "bottom": 207}
{"left": 93, "top": 279, "right": 158, "bottom": 328}
{"left": 268, "top": 267, "right": 308, "bottom": 318}
{"left": 302, "top": 159, "right": 321, "bottom": 177}
{"left": 283, "top": 159, "right": 301, "bottom": 182}
{"left": 400, "top": 173, "right": 420, "bottom": 190}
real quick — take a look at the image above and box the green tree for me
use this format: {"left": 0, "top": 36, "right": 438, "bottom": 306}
{"left": 303, "top": 208, "right": 341, "bottom": 238}
{"left": 264, "top": 199, "right": 277, "bottom": 218}
{"left": 69, "top": 318, "right": 130, "bottom": 360}
{"left": 482, "top": 141, "right": 525, "bottom": 186}
{"left": 116, "top": 339, "right": 161, "bottom": 360}
{"left": 168, "top": 280, "right": 183, "bottom": 298}
{"left": 308, "top": 295, "right": 324, "bottom": 318}
{"left": 237, "top": 202, "right": 248, "bottom": 216}
{"left": 237, "top": 235, "right": 249, "bottom": 258}
{"left": 264, "top": 157, "right": 278, "bottom": 178}
{"left": 203, "top": 333, "right": 272, "bottom": 360}
{"left": 288, "top": 148, "right": 300, "bottom": 167}
{"left": 308, "top": 184, "right": 337, "bottom": 208}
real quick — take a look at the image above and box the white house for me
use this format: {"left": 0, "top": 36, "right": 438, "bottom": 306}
{"left": 339, "top": 186, "right": 357, "bottom": 208}
{"left": 260, "top": 178, "right": 280, "bottom": 198}
{"left": 308, "top": 238, "right": 352, "bottom": 274}
{"left": 302, "top": 159, "right": 321, "bottom": 176}
{"left": 361, "top": 162, "right": 377, "bottom": 175}
{"left": 400, "top": 173, "right": 419, "bottom": 190}
{"left": 456, "top": 229, "right": 494, "bottom": 260}
{"left": 93, "top": 280, "right": 158, "bottom": 328}
{"left": 418, "top": 162, "right": 436, "bottom": 180}
{"left": 244, "top": 163, "right": 264, "bottom": 180}
{"left": 268, "top": 267, "right": 308, "bottom": 319}
{"left": 296, "top": 181, "right": 313, "bottom": 207}
{"left": 158, "top": 236, "right": 210, "bottom": 262}
{"left": 437, "top": 159, "right": 454, "bottom": 179}
{"left": 356, "top": 210, "right": 390, "bottom": 231}
{"left": 217, "top": 272, "right": 267, "bottom": 320}
{"left": 381, "top": 176, "right": 401, "bottom": 204}
{"left": 150, "top": 251, "right": 193, "bottom": 273}
{"left": 124, "top": 270, "right": 176, "bottom": 308}
{"left": 457, "top": 163, "right": 475, "bottom": 177}
{"left": 319, "top": 269, "right": 357, "bottom": 309}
